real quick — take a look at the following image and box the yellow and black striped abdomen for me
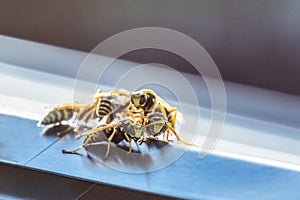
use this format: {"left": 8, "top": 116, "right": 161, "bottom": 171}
{"left": 96, "top": 98, "right": 112, "bottom": 118}
{"left": 40, "top": 109, "right": 74, "bottom": 125}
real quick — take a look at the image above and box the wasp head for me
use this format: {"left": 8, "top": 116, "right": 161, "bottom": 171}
{"left": 119, "top": 119, "right": 144, "bottom": 139}
{"left": 146, "top": 112, "right": 168, "bottom": 136}
{"left": 131, "top": 90, "right": 156, "bottom": 110}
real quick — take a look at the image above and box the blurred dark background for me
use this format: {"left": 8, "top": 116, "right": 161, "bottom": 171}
{"left": 1, "top": 0, "right": 300, "bottom": 95}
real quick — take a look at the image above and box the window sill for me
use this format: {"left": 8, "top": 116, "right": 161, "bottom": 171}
{"left": 1, "top": 35, "right": 300, "bottom": 199}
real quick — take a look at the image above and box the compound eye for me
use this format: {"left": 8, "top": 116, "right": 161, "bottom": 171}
{"left": 126, "top": 124, "right": 135, "bottom": 135}
{"left": 139, "top": 95, "right": 146, "bottom": 105}
{"left": 131, "top": 93, "right": 143, "bottom": 108}
{"left": 147, "top": 119, "right": 167, "bottom": 136}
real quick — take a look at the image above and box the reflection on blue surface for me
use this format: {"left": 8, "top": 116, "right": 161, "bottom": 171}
{"left": 0, "top": 114, "right": 59, "bottom": 164}
{"left": 1, "top": 114, "right": 300, "bottom": 199}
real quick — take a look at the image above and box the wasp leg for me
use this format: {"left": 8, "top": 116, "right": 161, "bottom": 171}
{"left": 76, "top": 104, "right": 95, "bottom": 121}
{"left": 75, "top": 123, "right": 118, "bottom": 139}
{"left": 54, "top": 103, "right": 87, "bottom": 110}
{"left": 128, "top": 112, "right": 139, "bottom": 121}
{"left": 104, "top": 129, "right": 117, "bottom": 159}
{"left": 62, "top": 133, "right": 94, "bottom": 154}
{"left": 74, "top": 103, "right": 96, "bottom": 132}
{"left": 73, "top": 125, "right": 84, "bottom": 133}
{"left": 168, "top": 124, "right": 194, "bottom": 146}
{"left": 57, "top": 125, "right": 73, "bottom": 137}
{"left": 62, "top": 145, "right": 84, "bottom": 154}
{"left": 168, "top": 108, "right": 177, "bottom": 129}
{"left": 110, "top": 89, "right": 131, "bottom": 96}
{"left": 94, "top": 89, "right": 116, "bottom": 99}
{"left": 163, "top": 131, "right": 174, "bottom": 143}
{"left": 124, "top": 133, "right": 132, "bottom": 154}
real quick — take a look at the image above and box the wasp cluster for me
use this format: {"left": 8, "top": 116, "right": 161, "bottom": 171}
{"left": 38, "top": 89, "right": 190, "bottom": 158}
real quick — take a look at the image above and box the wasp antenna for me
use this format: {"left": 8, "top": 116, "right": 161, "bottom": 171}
{"left": 75, "top": 123, "right": 118, "bottom": 139}
{"left": 144, "top": 120, "right": 163, "bottom": 128}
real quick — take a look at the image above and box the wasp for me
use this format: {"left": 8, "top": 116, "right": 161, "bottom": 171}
{"left": 37, "top": 103, "right": 88, "bottom": 136}
{"left": 62, "top": 117, "right": 145, "bottom": 158}
{"left": 37, "top": 89, "right": 131, "bottom": 136}
{"left": 130, "top": 89, "right": 187, "bottom": 143}
{"left": 37, "top": 90, "right": 108, "bottom": 136}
